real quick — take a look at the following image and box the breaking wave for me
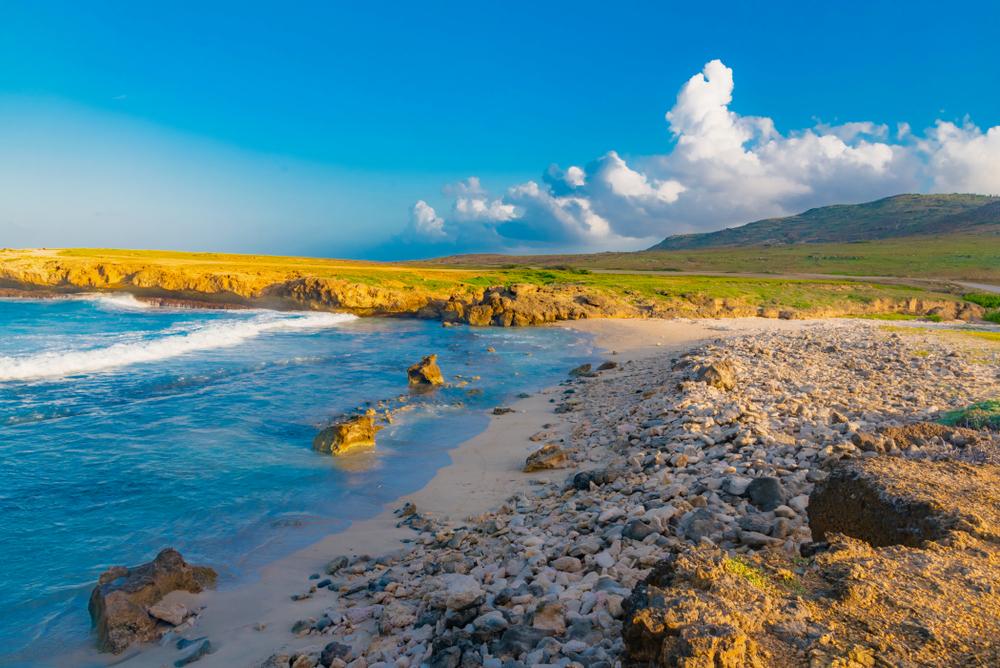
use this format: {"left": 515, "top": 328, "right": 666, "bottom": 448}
{"left": 0, "top": 312, "right": 357, "bottom": 382}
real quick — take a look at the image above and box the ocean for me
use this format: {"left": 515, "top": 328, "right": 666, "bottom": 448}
{"left": 0, "top": 295, "right": 593, "bottom": 666}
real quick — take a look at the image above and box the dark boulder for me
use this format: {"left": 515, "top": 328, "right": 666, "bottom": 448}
{"left": 745, "top": 476, "right": 785, "bottom": 511}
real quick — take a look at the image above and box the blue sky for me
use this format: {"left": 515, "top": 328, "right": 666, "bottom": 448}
{"left": 2, "top": 1, "right": 999, "bottom": 258}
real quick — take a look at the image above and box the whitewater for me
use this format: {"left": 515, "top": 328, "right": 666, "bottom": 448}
{"left": 0, "top": 306, "right": 357, "bottom": 382}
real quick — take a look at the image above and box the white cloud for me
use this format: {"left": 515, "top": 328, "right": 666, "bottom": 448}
{"left": 922, "top": 121, "right": 1000, "bottom": 195}
{"left": 402, "top": 59, "right": 1000, "bottom": 251}
{"left": 447, "top": 177, "right": 517, "bottom": 223}
{"left": 406, "top": 200, "right": 447, "bottom": 240}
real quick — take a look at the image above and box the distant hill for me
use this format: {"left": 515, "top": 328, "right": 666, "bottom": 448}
{"left": 650, "top": 194, "right": 1000, "bottom": 250}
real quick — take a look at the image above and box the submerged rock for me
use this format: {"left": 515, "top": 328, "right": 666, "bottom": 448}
{"left": 313, "top": 415, "right": 379, "bottom": 455}
{"left": 408, "top": 354, "right": 444, "bottom": 386}
{"left": 88, "top": 548, "right": 216, "bottom": 654}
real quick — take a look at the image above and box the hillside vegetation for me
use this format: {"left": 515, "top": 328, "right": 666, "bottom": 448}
{"left": 650, "top": 193, "right": 1000, "bottom": 250}
{"left": 0, "top": 248, "right": 984, "bottom": 324}
{"left": 425, "top": 231, "right": 1000, "bottom": 282}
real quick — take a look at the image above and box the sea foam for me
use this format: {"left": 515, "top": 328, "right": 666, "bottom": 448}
{"left": 0, "top": 311, "right": 357, "bottom": 382}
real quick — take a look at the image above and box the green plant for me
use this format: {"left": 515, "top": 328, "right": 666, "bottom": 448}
{"left": 723, "top": 557, "right": 770, "bottom": 589}
{"left": 939, "top": 400, "right": 1000, "bottom": 430}
{"left": 964, "top": 293, "right": 1000, "bottom": 309}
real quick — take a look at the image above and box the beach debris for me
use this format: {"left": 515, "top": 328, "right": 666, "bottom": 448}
{"left": 312, "top": 414, "right": 379, "bottom": 455}
{"left": 523, "top": 443, "right": 569, "bottom": 472}
{"left": 88, "top": 548, "right": 216, "bottom": 654}
{"left": 407, "top": 354, "right": 444, "bottom": 386}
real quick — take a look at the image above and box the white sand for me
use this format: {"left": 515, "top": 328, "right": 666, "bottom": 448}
{"left": 106, "top": 317, "right": 817, "bottom": 667}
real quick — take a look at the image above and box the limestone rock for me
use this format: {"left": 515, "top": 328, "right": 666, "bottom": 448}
{"left": 147, "top": 601, "right": 188, "bottom": 626}
{"left": 408, "top": 354, "right": 444, "bottom": 386}
{"left": 695, "top": 360, "right": 737, "bottom": 391}
{"left": 88, "top": 548, "right": 216, "bottom": 654}
{"left": 313, "top": 415, "right": 379, "bottom": 455}
{"left": 523, "top": 443, "right": 568, "bottom": 472}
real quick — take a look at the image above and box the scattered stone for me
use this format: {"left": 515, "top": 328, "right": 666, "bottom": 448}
{"left": 523, "top": 443, "right": 568, "bottom": 472}
{"left": 568, "top": 363, "right": 592, "bottom": 377}
{"left": 745, "top": 476, "right": 785, "bottom": 511}
{"left": 492, "top": 407, "right": 515, "bottom": 415}
{"left": 252, "top": 321, "right": 1000, "bottom": 667}
{"left": 324, "top": 556, "right": 349, "bottom": 575}
{"left": 694, "top": 359, "right": 736, "bottom": 391}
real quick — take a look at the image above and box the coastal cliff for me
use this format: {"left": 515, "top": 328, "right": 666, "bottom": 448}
{"left": 0, "top": 248, "right": 985, "bottom": 324}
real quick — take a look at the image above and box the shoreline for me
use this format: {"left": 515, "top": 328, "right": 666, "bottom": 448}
{"left": 92, "top": 317, "right": 824, "bottom": 668}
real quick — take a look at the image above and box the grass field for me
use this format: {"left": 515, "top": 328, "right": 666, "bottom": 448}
{"left": 420, "top": 231, "right": 1000, "bottom": 282}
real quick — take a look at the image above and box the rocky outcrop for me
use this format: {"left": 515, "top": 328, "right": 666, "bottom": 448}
{"left": 0, "top": 250, "right": 987, "bottom": 326}
{"left": 809, "top": 455, "right": 1000, "bottom": 547}
{"left": 407, "top": 354, "right": 444, "bottom": 386}
{"left": 622, "top": 455, "right": 1000, "bottom": 667}
{"left": 88, "top": 548, "right": 216, "bottom": 654}
{"left": 441, "top": 284, "right": 642, "bottom": 326}
{"left": 313, "top": 415, "right": 380, "bottom": 455}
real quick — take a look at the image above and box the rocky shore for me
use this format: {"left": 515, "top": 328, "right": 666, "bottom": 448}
{"left": 0, "top": 249, "right": 985, "bottom": 325}
{"left": 214, "top": 320, "right": 997, "bottom": 668}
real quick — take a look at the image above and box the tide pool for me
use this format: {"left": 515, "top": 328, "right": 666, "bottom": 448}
{"left": 0, "top": 296, "right": 593, "bottom": 666}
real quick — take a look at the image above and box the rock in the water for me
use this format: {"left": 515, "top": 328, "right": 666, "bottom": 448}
{"left": 408, "top": 354, "right": 444, "bottom": 386}
{"left": 88, "top": 548, "right": 216, "bottom": 654}
{"left": 569, "top": 363, "right": 593, "bottom": 377}
{"left": 745, "top": 476, "right": 785, "bottom": 511}
{"left": 313, "top": 415, "right": 379, "bottom": 455}
{"left": 695, "top": 360, "right": 737, "bottom": 391}
{"left": 523, "top": 443, "right": 568, "bottom": 472}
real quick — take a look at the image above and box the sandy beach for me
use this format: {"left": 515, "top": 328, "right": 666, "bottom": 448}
{"left": 81, "top": 316, "right": 840, "bottom": 668}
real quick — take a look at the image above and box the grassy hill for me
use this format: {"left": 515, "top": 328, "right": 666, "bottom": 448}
{"left": 650, "top": 194, "right": 999, "bottom": 250}
{"left": 424, "top": 194, "right": 1000, "bottom": 282}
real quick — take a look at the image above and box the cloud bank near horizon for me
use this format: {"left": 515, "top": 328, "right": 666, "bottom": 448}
{"left": 399, "top": 59, "right": 1000, "bottom": 255}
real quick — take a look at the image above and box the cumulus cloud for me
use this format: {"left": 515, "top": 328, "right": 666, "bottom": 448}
{"left": 922, "top": 120, "right": 1000, "bottom": 194}
{"left": 400, "top": 59, "right": 1000, "bottom": 252}
{"left": 405, "top": 200, "right": 447, "bottom": 240}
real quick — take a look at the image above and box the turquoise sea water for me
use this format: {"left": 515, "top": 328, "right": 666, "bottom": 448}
{"left": 0, "top": 296, "right": 593, "bottom": 666}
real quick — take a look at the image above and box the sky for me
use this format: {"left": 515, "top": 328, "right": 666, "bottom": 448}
{"left": 1, "top": 1, "right": 999, "bottom": 259}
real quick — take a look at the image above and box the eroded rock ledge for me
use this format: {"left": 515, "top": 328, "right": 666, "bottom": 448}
{"left": 0, "top": 253, "right": 984, "bottom": 325}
